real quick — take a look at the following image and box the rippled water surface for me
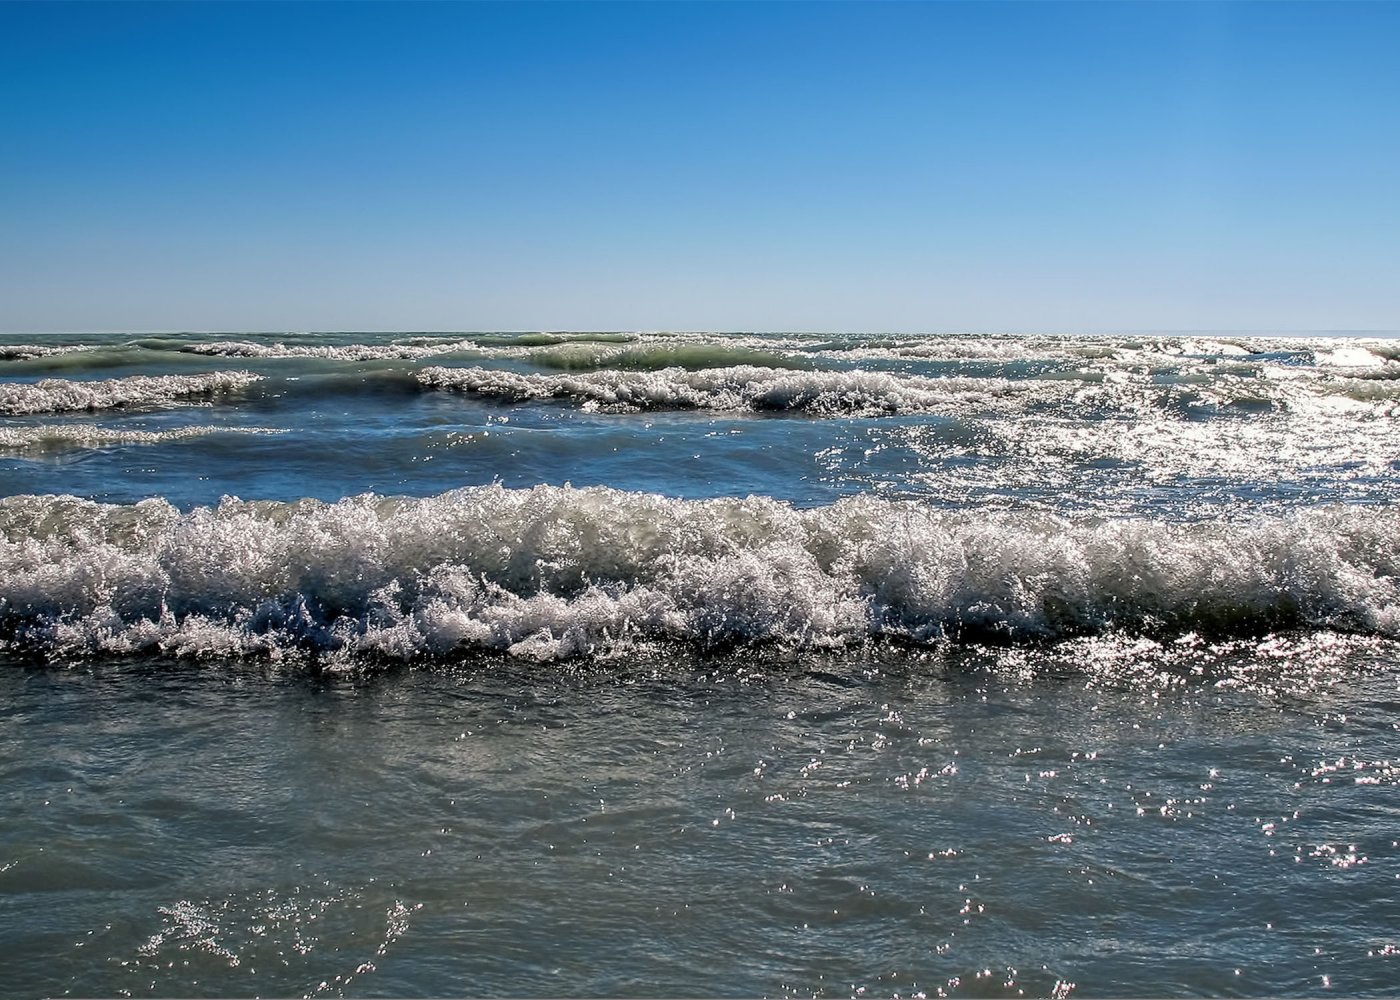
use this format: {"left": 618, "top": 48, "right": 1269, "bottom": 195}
{"left": 6, "top": 656, "right": 1400, "bottom": 998}
{"left": 2, "top": 330, "right": 1398, "bottom": 997}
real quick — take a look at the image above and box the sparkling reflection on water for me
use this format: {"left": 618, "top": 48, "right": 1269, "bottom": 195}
{"left": 3, "top": 647, "right": 1399, "bottom": 998}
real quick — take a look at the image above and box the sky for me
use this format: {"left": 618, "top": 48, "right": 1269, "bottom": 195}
{"left": 1, "top": 1, "right": 1396, "bottom": 334}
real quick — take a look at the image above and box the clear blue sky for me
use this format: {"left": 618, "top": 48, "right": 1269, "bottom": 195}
{"left": 1, "top": 1, "right": 1396, "bottom": 333}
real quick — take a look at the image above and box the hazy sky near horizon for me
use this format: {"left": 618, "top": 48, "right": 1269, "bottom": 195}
{"left": 2, "top": 1, "right": 1396, "bottom": 334}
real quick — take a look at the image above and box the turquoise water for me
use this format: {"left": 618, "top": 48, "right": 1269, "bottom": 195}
{"left": 1, "top": 331, "right": 1398, "bottom": 997}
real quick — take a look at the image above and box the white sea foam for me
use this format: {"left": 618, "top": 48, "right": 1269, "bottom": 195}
{"left": 0, "top": 485, "right": 1394, "bottom": 664}
{"left": 418, "top": 364, "right": 1029, "bottom": 416}
{"left": 0, "top": 344, "right": 95, "bottom": 361}
{"left": 0, "top": 424, "right": 285, "bottom": 454}
{"left": 418, "top": 359, "right": 1400, "bottom": 422}
{"left": 1311, "top": 343, "right": 1400, "bottom": 378}
{"left": 0, "top": 372, "right": 261, "bottom": 415}
{"left": 182, "top": 340, "right": 487, "bottom": 361}
{"left": 813, "top": 334, "right": 1267, "bottom": 366}
{"left": 526, "top": 341, "right": 805, "bottom": 372}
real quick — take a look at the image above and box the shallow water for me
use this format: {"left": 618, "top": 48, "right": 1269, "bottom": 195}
{"left": 5, "top": 656, "right": 1400, "bottom": 998}
{"left": 2, "top": 330, "right": 1398, "bottom": 997}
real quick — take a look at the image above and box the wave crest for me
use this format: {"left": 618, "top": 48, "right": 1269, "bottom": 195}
{"left": 0, "top": 372, "right": 261, "bottom": 415}
{"left": 418, "top": 365, "right": 986, "bottom": 415}
{"left": 181, "top": 340, "right": 485, "bottom": 361}
{"left": 1, "top": 485, "right": 1395, "bottom": 664}
{"left": 0, "top": 424, "right": 284, "bottom": 455}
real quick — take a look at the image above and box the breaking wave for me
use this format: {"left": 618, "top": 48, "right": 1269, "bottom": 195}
{"left": 0, "top": 372, "right": 261, "bottom": 415}
{"left": 526, "top": 342, "right": 807, "bottom": 372}
{"left": 0, "top": 424, "right": 284, "bottom": 455}
{"left": 470, "top": 332, "right": 637, "bottom": 347}
{"left": 418, "top": 365, "right": 1004, "bottom": 416}
{"left": 1311, "top": 343, "right": 1400, "bottom": 375}
{"left": 0, "top": 344, "right": 95, "bottom": 361}
{"left": 181, "top": 340, "right": 487, "bottom": 361}
{"left": 417, "top": 361, "right": 1400, "bottom": 420}
{"left": 0, "top": 484, "right": 1395, "bottom": 665}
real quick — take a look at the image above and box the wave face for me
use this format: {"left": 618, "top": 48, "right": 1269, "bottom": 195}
{"left": 1, "top": 484, "right": 1395, "bottom": 664}
{"left": 0, "top": 371, "right": 261, "bottom": 415}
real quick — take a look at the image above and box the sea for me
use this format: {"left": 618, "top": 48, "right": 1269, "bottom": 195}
{"left": 1, "top": 330, "right": 1398, "bottom": 999}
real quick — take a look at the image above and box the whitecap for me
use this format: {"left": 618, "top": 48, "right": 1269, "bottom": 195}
{"left": 0, "top": 484, "right": 1394, "bottom": 664}
{"left": 0, "top": 371, "right": 261, "bottom": 415}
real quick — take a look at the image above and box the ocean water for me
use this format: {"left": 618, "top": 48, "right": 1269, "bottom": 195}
{"left": 1, "top": 330, "right": 1398, "bottom": 998}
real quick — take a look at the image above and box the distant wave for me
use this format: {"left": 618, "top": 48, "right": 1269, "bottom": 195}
{"left": 470, "top": 332, "right": 637, "bottom": 347}
{"left": 179, "top": 333, "right": 648, "bottom": 360}
{"left": 526, "top": 342, "right": 808, "bottom": 372}
{"left": 417, "top": 362, "right": 1400, "bottom": 420}
{"left": 0, "top": 424, "right": 285, "bottom": 455}
{"left": 0, "top": 372, "right": 261, "bottom": 415}
{"left": 180, "top": 339, "right": 489, "bottom": 361}
{"left": 807, "top": 334, "right": 1266, "bottom": 365}
{"left": 0, "top": 345, "right": 96, "bottom": 361}
{"left": 0, "top": 342, "right": 195, "bottom": 376}
{"left": 418, "top": 364, "right": 1003, "bottom": 416}
{"left": 816, "top": 336, "right": 1400, "bottom": 384}
{"left": 1311, "top": 343, "right": 1400, "bottom": 376}
{"left": 0, "top": 484, "right": 1394, "bottom": 664}
{"left": 179, "top": 336, "right": 807, "bottom": 372}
